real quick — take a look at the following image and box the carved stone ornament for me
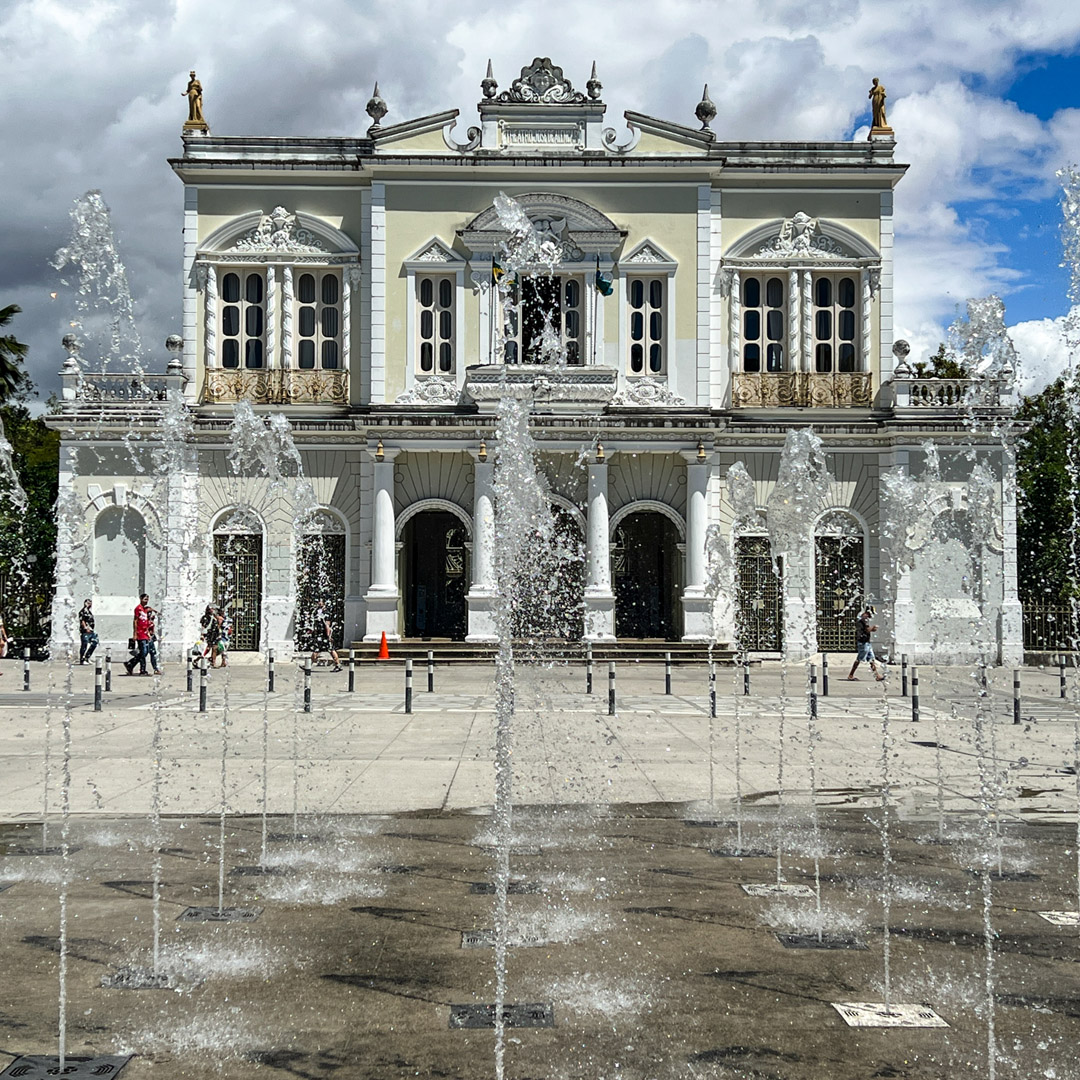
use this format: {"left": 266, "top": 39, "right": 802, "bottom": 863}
{"left": 497, "top": 57, "right": 589, "bottom": 105}
{"left": 414, "top": 242, "right": 455, "bottom": 263}
{"left": 612, "top": 377, "right": 687, "bottom": 407}
{"left": 624, "top": 243, "right": 669, "bottom": 265}
{"left": 757, "top": 212, "right": 847, "bottom": 259}
{"left": 394, "top": 378, "right": 461, "bottom": 405}
{"left": 344, "top": 263, "right": 363, "bottom": 290}
{"left": 230, "top": 207, "right": 328, "bottom": 254}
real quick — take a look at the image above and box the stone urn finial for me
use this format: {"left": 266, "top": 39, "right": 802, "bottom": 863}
{"left": 166, "top": 334, "right": 184, "bottom": 374}
{"left": 481, "top": 59, "right": 498, "bottom": 100}
{"left": 695, "top": 84, "right": 717, "bottom": 133}
{"left": 61, "top": 333, "right": 81, "bottom": 372}
{"left": 366, "top": 82, "right": 388, "bottom": 135}
{"left": 891, "top": 338, "right": 912, "bottom": 377}
{"left": 586, "top": 61, "right": 602, "bottom": 101}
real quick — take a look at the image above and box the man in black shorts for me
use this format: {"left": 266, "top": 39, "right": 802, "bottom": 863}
{"left": 310, "top": 599, "right": 342, "bottom": 672}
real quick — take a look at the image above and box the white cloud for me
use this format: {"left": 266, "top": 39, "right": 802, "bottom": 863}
{"left": 1009, "top": 316, "right": 1074, "bottom": 395}
{"left": 2, "top": 0, "right": 1080, "bottom": 397}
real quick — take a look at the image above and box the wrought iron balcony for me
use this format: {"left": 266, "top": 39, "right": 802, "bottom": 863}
{"left": 731, "top": 371, "right": 873, "bottom": 409}
{"left": 203, "top": 368, "right": 349, "bottom": 405}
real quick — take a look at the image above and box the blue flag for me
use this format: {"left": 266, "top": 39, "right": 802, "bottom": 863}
{"left": 594, "top": 256, "right": 613, "bottom": 297}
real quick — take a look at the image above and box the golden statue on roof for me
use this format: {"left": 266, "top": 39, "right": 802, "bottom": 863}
{"left": 868, "top": 77, "right": 893, "bottom": 138}
{"left": 183, "top": 70, "right": 209, "bottom": 133}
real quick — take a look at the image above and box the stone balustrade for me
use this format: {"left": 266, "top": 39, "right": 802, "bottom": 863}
{"left": 62, "top": 370, "right": 186, "bottom": 403}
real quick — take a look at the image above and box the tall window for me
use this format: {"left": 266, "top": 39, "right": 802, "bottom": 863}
{"left": 220, "top": 270, "right": 266, "bottom": 369}
{"left": 417, "top": 275, "right": 455, "bottom": 374}
{"left": 296, "top": 270, "right": 342, "bottom": 370}
{"left": 742, "top": 275, "right": 785, "bottom": 373}
{"left": 628, "top": 277, "right": 665, "bottom": 374}
{"left": 812, "top": 275, "right": 858, "bottom": 372}
{"left": 502, "top": 276, "right": 583, "bottom": 365}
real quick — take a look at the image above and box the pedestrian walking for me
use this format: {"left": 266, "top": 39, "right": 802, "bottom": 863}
{"left": 124, "top": 594, "right": 162, "bottom": 676}
{"left": 0, "top": 611, "right": 9, "bottom": 675}
{"left": 309, "top": 599, "right": 342, "bottom": 672}
{"left": 847, "top": 604, "right": 885, "bottom": 682}
{"left": 78, "top": 598, "right": 99, "bottom": 664}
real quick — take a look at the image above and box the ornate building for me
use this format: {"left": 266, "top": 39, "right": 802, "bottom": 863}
{"left": 51, "top": 59, "right": 1022, "bottom": 664}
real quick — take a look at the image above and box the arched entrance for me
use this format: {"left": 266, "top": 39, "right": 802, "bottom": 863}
{"left": 511, "top": 505, "right": 585, "bottom": 642}
{"left": 296, "top": 510, "right": 347, "bottom": 650}
{"left": 213, "top": 511, "right": 263, "bottom": 651}
{"left": 814, "top": 512, "right": 865, "bottom": 652}
{"left": 402, "top": 510, "right": 468, "bottom": 639}
{"left": 613, "top": 511, "right": 681, "bottom": 640}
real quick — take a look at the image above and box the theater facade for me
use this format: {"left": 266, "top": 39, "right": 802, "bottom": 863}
{"left": 51, "top": 58, "right": 1023, "bottom": 664}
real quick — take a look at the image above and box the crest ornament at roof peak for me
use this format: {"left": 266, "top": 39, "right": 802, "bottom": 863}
{"left": 230, "top": 206, "right": 328, "bottom": 254}
{"left": 496, "top": 57, "right": 592, "bottom": 105}
{"left": 481, "top": 59, "right": 498, "bottom": 100}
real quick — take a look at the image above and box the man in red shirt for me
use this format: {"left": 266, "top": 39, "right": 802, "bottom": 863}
{"left": 124, "top": 594, "right": 161, "bottom": 676}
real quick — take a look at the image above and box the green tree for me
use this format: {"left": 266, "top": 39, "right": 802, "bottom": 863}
{"left": 0, "top": 404, "right": 59, "bottom": 642}
{"left": 0, "top": 304, "right": 32, "bottom": 403}
{"left": 1015, "top": 372, "right": 1080, "bottom": 606}
{"left": 912, "top": 342, "right": 971, "bottom": 379}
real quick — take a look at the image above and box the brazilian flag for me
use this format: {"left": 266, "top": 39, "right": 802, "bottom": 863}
{"left": 594, "top": 255, "right": 613, "bottom": 297}
{"left": 492, "top": 260, "right": 513, "bottom": 288}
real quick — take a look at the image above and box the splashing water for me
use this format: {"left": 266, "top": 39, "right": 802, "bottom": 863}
{"left": 51, "top": 191, "right": 143, "bottom": 374}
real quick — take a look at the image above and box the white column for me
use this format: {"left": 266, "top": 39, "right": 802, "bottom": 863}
{"left": 999, "top": 444, "right": 1024, "bottom": 666}
{"left": 584, "top": 454, "right": 616, "bottom": 641}
{"left": 788, "top": 269, "right": 800, "bottom": 373}
{"left": 728, "top": 269, "right": 741, "bottom": 371}
{"left": 800, "top": 269, "right": 812, "bottom": 372}
{"left": 282, "top": 267, "right": 294, "bottom": 370}
{"left": 860, "top": 268, "right": 872, "bottom": 372}
{"left": 681, "top": 450, "right": 712, "bottom": 641}
{"left": 466, "top": 449, "right": 498, "bottom": 642}
{"left": 265, "top": 264, "right": 276, "bottom": 368}
{"left": 204, "top": 264, "right": 217, "bottom": 372}
{"left": 363, "top": 445, "right": 400, "bottom": 640}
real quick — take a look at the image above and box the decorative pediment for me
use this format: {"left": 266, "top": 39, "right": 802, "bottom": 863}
{"left": 200, "top": 209, "right": 359, "bottom": 258}
{"left": 725, "top": 215, "right": 879, "bottom": 262}
{"left": 622, "top": 240, "right": 677, "bottom": 269}
{"left": 496, "top": 58, "right": 591, "bottom": 105}
{"left": 612, "top": 376, "right": 687, "bottom": 407}
{"left": 404, "top": 238, "right": 463, "bottom": 267}
{"left": 459, "top": 192, "right": 625, "bottom": 259}
{"left": 395, "top": 378, "right": 461, "bottom": 405}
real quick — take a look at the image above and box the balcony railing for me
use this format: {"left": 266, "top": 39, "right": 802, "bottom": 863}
{"left": 892, "top": 377, "right": 1001, "bottom": 409}
{"left": 731, "top": 371, "right": 872, "bottom": 409}
{"left": 203, "top": 368, "right": 349, "bottom": 405}
{"left": 63, "top": 371, "right": 186, "bottom": 403}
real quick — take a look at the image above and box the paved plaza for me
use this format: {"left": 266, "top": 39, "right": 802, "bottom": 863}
{"left": 1, "top": 658, "right": 1079, "bottom": 1078}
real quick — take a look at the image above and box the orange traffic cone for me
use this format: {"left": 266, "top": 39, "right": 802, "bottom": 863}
{"left": 377, "top": 632, "right": 390, "bottom": 660}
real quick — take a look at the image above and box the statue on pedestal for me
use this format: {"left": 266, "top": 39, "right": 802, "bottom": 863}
{"left": 868, "top": 77, "right": 893, "bottom": 137}
{"left": 183, "top": 70, "right": 209, "bottom": 132}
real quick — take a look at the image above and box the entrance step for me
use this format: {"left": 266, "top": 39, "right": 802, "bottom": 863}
{"left": 344, "top": 639, "right": 736, "bottom": 664}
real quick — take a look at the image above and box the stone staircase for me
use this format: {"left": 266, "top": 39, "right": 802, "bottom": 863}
{"left": 344, "top": 639, "right": 737, "bottom": 664}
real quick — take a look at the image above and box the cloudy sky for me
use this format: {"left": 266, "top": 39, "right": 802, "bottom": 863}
{"left": 2, "top": 0, "right": 1078, "bottom": 402}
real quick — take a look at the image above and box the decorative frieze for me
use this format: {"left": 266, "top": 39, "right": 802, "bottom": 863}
{"left": 203, "top": 368, "right": 348, "bottom": 405}
{"left": 394, "top": 379, "right": 461, "bottom": 406}
{"left": 611, "top": 377, "right": 687, "bottom": 407}
{"left": 732, "top": 372, "right": 872, "bottom": 408}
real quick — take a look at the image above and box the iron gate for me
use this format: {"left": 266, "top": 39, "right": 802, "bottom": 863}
{"left": 815, "top": 535, "right": 865, "bottom": 652}
{"left": 213, "top": 534, "right": 262, "bottom": 651}
{"left": 735, "top": 537, "right": 783, "bottom": 651}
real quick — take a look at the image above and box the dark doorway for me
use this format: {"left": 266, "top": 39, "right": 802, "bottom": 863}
{"left": 213, "top": 533, "right": 263, "bottom": 651}
{"left": 735, "top": 536, "right": 783, "bottom": 652}
{"left": 297, "top": 532, "right": 346, "bottom": 649}
{"left": 511, "top": 506, "right": 585, "bottom": 642}
{"left": 613, "top": 512, "right": 681, "bottom": 640}
{"left": 403, "top": 511, "right": 468, "bottom": 639}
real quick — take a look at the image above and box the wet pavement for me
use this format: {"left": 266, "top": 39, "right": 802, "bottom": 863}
{"left": 1, "top": 659, "right": 1078, "bottom": 1078}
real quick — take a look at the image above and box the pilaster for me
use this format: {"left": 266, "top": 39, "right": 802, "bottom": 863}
{"left": 363, "top": 443, "right": 400, "bottom": 641}
{"left": 466, "top": 448, "right": 498, "bottom": 642}
{"left": 584, "top": 453, "right": 615, "bottom": 641}
{"left": 681, "top": 450, "right": 712, "bottom": 641}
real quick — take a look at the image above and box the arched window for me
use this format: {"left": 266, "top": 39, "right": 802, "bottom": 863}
{"left": 94, "top": 507, "right": 146, "bottom": 596}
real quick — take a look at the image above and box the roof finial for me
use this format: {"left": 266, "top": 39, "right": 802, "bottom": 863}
{"left": 586, "top": 61, "right": 602, "bottom": 101}
{"left": 695, "top": 84, "right": 716, "bottom": 133}
{"left": 366, "top": 82, "right": 388, "bottom": 136}
{"left": 481, "top": 59, "right": 498, "bottom": 100}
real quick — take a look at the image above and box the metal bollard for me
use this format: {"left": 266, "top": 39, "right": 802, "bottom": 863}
{"left": 743, "top": 657, "right": 750, "bottom": 697}
{"left": 186, "top": 653, "right": 193, "bottom": 693}
{"left": 821, "top": 653, "right": 829, "bottom": 697}
{"left": 979, "top": 654, "right": 988, "bottom": 697}
{"left": 1013, "top": 668, "right": 1021, "bottom": 725}
{"left": 809, "top": 662, "right": 818, "bottom": 719}
{"left": 427, "top": 650, "right": 434, "bottom": 693}
{"left": 586, "top": 644, "right": 593, "bottom": 695}
{"left": 268, "top": 648, "right": 276, "bottom": 693}
{"left": 405, "top": 658, "right": 413, "bottom": 714}
{"left": 665, "top": 651, "right": 672, "bottom": 696}
{"left": 348, "top": 648, "right": 355, "bottom": 693}
{"left": 198, "top": 657, "right": 208, "bottom": 713}
{"left": 607, "top": 661, "right": 616, "bottom": 716}
{"left": 911, "top": 665, "right": 920, "bottom": 723}
{"left": 104, "top": 650, "right": 112, "bottom": 692}
{"left": 1060, "top": 654, "right": 1068, "bottom": 700}
{"left": 709, "top": 662, "right": 716, "bottom": 719}
{"left": 901, "top": 653, "right": 908, "bottom": 697}
{"left": 94, "top": 657, "right": 103, "bottom": 712}
{"left": 23, "top": 646, "right": 30, "bottom": 691}
{"left": 303, "top": 657, "right": 312, "bottom": 714}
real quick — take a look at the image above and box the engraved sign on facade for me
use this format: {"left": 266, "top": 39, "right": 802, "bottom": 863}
{"left": 503, "top": 124, "right": 582, "bottom": 147}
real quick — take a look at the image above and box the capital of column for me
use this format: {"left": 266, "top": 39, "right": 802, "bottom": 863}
{"left": 367, "top": 442, "right": 401, "bottom": 464}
